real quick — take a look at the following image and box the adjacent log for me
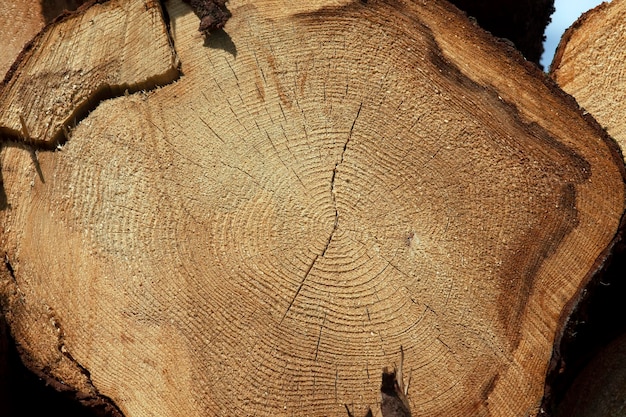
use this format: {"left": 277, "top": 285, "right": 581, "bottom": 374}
{"left": 1, "top": 0, "right": 624, "bottom": 416}
{"left": 549, "top": 2, "right": 626, "bottom": 414}
{"left": 555, "top": 332, "right": 626, "bottom": 417}
{"left": 0, "top": 0, "right": 179, "bottom": 144}
{"left": 0, "top": 0, "right": 47, "bottom": 77}
{"left": 551, "top": 0, "right": 626, "bottom": 161}
{"left": 0, "top": 0, "right": 88, "bottom": 77}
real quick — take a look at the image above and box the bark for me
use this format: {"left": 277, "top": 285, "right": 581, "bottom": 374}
{"left": 447, "top": 0, "right": 554, "bottom": 66}
{"left": 1, "top": 0, "right": 625, "bottom": 416}
{"left": 0, "top": 314, "right": 110, "bottom": 417}
{"left": 40, "top": 0, "right": 90, "bottom": 23}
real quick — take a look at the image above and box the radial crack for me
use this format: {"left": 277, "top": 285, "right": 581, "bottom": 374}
{"left": 281, "top": 255, "right": 319, "bottom": 323}
{"left": 3, "top": 255, "right": 25, "bottom": 303}
{"left": 314, "top": 312, "right": 327, "bottom": 361}
{"left": 325, "top": 103, "right": 362, "bottom": 256}
{"left": 283, "top": 103, "right": 363, "bottom": 323}
{"left": 3, "top": 254, "right": 16, "bottom": 284}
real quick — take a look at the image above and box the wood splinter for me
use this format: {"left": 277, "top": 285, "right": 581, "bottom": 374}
{"left": 18, "top": 114, "right": 30, "bottom": 140}
{"left": 381, "top": 346, "right": 412, "bottom": 417}
{"left": 347, "top": 347, "right": 412, "bottom": 417}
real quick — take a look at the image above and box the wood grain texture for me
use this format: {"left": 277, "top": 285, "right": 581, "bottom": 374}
{"left": 0, "top": 0, "right": 179, "bottom": 144}
{"left": 551, "top": 0, "right": 626, "bottom": 162}
{"left": 0, "top": 0, "right": 46, "bottom": 77}
{"left": 0, "top": 0, "right": 89, "bottom": 78}
{"left": 0, "top": 0, "right": 624, "bottom": 416}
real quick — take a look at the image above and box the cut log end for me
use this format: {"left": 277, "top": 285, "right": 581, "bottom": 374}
{"left": 0, "top": 0, "right": 624, "bottom": 416}
{"left": 549, "top": 1, "right": 626, "bottom": 413}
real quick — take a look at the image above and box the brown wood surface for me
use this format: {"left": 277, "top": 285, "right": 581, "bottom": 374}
{"left": 549, "top": 2, "right": 626, "bottom": 415}
{"left": 1, "top": 0, "right": 625, "bottom": 416}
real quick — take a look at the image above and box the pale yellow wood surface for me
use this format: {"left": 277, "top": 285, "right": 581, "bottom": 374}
{"left": 0, "top": 0, "right": 90, "bottom": 78}
{"left": 552, "top": 0, "right": 626, "bottom": 162}
{"left": 0, "top": 1, "right": 624, "bottom": 416}
{"left": 0, "top": 0, "right": 178, "bottom": 144}
{"left": 0, "top": 0, "right": 45, "bottom": 77}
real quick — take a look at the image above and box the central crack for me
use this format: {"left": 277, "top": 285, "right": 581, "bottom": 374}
{"left": 281, "top": 103, "right": 362, "bottom": 323}
{"left": 324, "top": 102, "right": 362, "bottom": 256}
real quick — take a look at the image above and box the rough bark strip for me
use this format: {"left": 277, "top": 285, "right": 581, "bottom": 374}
{"left": 182, "top": 0, "right": 231, "bottom": 34}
